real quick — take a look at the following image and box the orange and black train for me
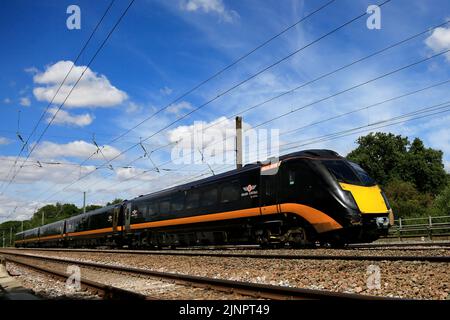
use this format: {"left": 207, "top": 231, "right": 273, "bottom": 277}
{"left": 15, "top": 149, "right": 394, "bottom": 248}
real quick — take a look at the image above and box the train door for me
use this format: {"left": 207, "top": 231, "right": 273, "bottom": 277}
{"left": 112, "top": 206, "right": 120, "bottom": 233}
{"left": 124, "top": 202, "right": 132, "bottom": 233}
{"left": 260, "top": 161, "right": 280, "bottom": 210}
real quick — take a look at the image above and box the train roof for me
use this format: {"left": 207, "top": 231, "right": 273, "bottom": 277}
{"left": 21, "top": 227, "right": 39, "bottom": 235}
{"left": 281, "top": 149, "right": 341, "bottom": 159}
{"left": 132, "top": 149, "right": 342, "bottom": 202}
{"left": 40, "top": 219, "right": 65, "bottom": 228}
{"left": 66, "top": 204, "right": 117, "bottom": 221}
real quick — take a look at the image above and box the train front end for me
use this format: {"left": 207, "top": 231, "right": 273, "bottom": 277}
{"left": 319, "top": 158, "right": 394, "bottom": 243}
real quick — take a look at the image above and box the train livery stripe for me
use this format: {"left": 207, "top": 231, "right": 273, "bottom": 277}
{"left": 15, "top": 203, "right": 343, "bottom": 244}
{"left": 279, "top": 203, "right": 343, "bottom": 233}
{"left": 129, "top": 203, "right": 342, "bottom": 233}
{"left": 66, "top": 227, "right": 113, "bottom": 237}
{"left": 15, "top": 226, "right": 124, "bottom": 244}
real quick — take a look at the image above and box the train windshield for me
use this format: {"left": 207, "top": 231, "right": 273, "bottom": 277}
{"left": 321, "top": 160, "right": 376, "bottom": 186}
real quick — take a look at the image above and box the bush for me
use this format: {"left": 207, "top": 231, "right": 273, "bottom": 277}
{"left": 430, "top": 184, "right": 450, "bottom": 216}
{"left": 384, "top": 179, "right": 433, "bottom": 219}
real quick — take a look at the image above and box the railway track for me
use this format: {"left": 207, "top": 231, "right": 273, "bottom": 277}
{"left": 0, "top": 251, "right": 392, "bottom": 300}
{"left": 3, "top": 255, "right": 150, "bottom": 300}
{"left": 5, "top": 247, "right": 450, "bottom": 263}
{"left": 349, "top": 241, "right": 450, "bottom": 249}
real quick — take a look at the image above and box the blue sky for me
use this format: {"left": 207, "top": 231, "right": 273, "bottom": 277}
{"left": 1, "top": 0, "right": 450, "bottom": 221}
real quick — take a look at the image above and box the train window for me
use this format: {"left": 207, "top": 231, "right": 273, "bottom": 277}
{"left": 137, "top": 203, "right": 147, "bottom": 215}
{"left": 321, "top": 160, "right": 361, "bottom": 185}
{"left": 159, "top": 199, "right": 171, "bottom": 214}
{"left": 348, "top": 161, "right": 376, "bottom": 186}
{"left": 171, "top": 192, "right": 185, "bottom": 211}
{"left": 200, "top": 187, "right": 218, "bottom": 207}
{"left": 147, "top": 201, "right": 158, "bottom": 216}
{"left": 185, "top": 190, "right": 200, "bottom": 209}
{"left": 220, "top": 182, "right": 240, "bottom": 203}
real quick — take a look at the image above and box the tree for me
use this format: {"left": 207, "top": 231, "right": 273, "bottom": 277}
{"left": 85, "top": 204, "right": 102, "bottom": 212}
{"left": 430, "top": 183, "right": 450, "bottom": 216}
{"left": 403, "top": 138, "right": 447, "bottom": 194}
{"left": 347, "top": 132, "right": 447, "bottom": 194}
{"left": 384, "top": 179, "right": 433, "bottom": 219}
{"left": 106, "top": 198, "right": 124, "bottom": 206}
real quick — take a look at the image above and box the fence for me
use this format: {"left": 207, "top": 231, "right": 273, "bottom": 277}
{"left": 385, "top": 215, "right": 450, "bottom": 240}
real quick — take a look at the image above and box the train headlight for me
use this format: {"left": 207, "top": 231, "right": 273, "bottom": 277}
{"left": 375, "top": 217, "right": 389, "bottom": 229}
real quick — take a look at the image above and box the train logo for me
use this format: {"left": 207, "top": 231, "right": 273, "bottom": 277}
{"left": 243, "top": 185, "right": 257, "bottom": 193}
{"left": 241, "top": 184, "right": 258, "bottom": 198}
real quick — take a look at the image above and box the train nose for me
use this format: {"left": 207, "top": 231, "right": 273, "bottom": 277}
{"left": 339, "top": 183, "right": 389, "bottom": 214}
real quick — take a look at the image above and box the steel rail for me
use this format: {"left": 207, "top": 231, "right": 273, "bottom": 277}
{"left": 0, "top": 251, "right": 393, "bottom": 300}
{"left": 348, "top": 241, "right": 450, "bottom": 248}
{"left": 4, "top": 248, "right": 449, "bottom": 263}
{"left": 2, "top": 255, "right": 150, "bottom": 300}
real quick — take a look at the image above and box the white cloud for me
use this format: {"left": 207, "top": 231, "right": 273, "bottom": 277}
{"left": 3, "top": 98, "right": 11, "bottom": 104}
{"left": 115, "top": 167, "right": 158, "bottom": 182}
{"left": 160, "top": 86, "right": 173, "bottom": 95}
{"left": 33, "top": 60, "right": 128, "bottom": 108}
{"left": 0, "top": 137, "right": 11, "bottom": 145}
{"left": 425, "top": 26, "right": 450, "bottom": 61}
{"left": 427, "top": 127, "right": 450, "bottom": 161}
{"left": 33, "top": 140, "right": 122, "bottom": 160}
{"left": 166, "top": 101, "right": 193, "bottom": 115}
{"left": 125, "top": 101, "right": 143, "bottom": 114}
{"left": 24, "top": 66, "right": 38, "bottom": 74}
{"left": 167, "top": 116, "right": 260, "bottom": 164}
{"left": 19, "top": 97, "right": 31, "bottom": 107}
{"left": 180, "top": 0, "right": 239, "bottom": 23}
{"left": 46, "top": 107, "right": 94, "bottom": 127}
{"left": 0, "top": 193, "right": 45, "bottom": 222}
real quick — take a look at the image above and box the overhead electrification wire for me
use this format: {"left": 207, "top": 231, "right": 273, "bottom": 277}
{"left": 25, "top": 1, "right": 448, "bottom": 209}
{"left": 1, "top": 0, "right": 334, "bottom": 202}
{"left": 0, "top": 0, "right": 135, "bottom": 195}
{"left": 280, "top": 79, "right": 450, "bottom": 137}
{"left": 281, "top": 102, "right": 450, "bottom": 151}
{"left": 0, "top": 0, "right": 117, "bottom": 194}
{"left": 23, "top": 96, "right": 450, "bottom": 210}
{"left": 94, "top": 47, "right": 450, "bottom": 191}
{"left": 57, "top": 96, "right": 450, "bottom": 205}
{"left": 35, "top": 45, "right": 449, "bottom": 204}
{"left": 77, "top": 0, "right": 338, "bottom": 167}
{"left": 55, "top": 79, "right": 450, "bottom": 202}
{"left": 40, "top": 0, "right": 393, "bottom": 199}
{"left": 95, "top": 18, "right": 450, "bottom": 177}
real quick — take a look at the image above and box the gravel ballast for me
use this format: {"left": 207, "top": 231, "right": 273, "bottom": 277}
{"left": 3, "top": 248, "right": 449, "bottom": 300}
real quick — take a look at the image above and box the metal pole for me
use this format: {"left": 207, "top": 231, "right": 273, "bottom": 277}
{"left": 42, "top": 211, "right": 44, "bottom": 226}
{"left": 83, "top": 191, "right": 86, "bottom": 214}
{"left": 2, "top": 230, "right": 4, "bottom": 248}
{"left": 428, "top": 216, "right": 432, "bottom": 241}
{"left": 9, "top": 227, "right": 12, "bottom": 247}
{"left": 235, "top": 116, "right": 243, "bottom": 169}
{"left": 21, "top": 220, "right": 23, "bottom": 233}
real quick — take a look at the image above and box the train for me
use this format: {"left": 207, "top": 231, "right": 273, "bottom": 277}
{"left": 14, "top": 149, "right": 394, "bottom": 249}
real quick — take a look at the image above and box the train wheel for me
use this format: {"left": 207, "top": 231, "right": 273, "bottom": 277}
{"left": 287, "top": 226, "right": 314, "bottom": 248}
{"left": 327, "top": 240, "right": 347, "bottom": 249}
